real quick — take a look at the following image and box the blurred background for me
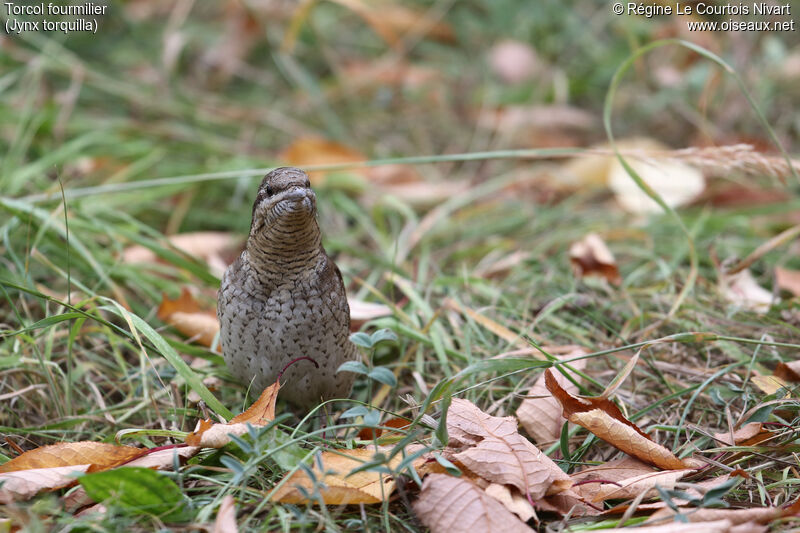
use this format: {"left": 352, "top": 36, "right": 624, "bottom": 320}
{"left": 2, "top": 1, "right": 798, "bottom": 217}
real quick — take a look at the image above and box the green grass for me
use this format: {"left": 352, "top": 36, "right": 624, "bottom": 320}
{"left": 1, "top": 1, "right": 800, "bottom": 531}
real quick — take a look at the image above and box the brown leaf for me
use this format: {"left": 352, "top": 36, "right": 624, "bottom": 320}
{"left": 330, "top": 0, "right": 454, "bottom": 46}
{"left": 158, "top": 288, "right": 220, "bottom": 348}
{"left": 281, "top": 137, "right": 366, "bottom": 185}
{"left": 483, "top": 483, "right": 536, "bottom": 522}
{"left": 413, "top": 474, "right": 534, "bottom": 533}
{"left": 447, "top": 398, "right": 524, "bottom": 448}
{"left": 214, "top": 494, "right": 238, "bottom": 533}
{"left": 517, "top": 348, "right": 588, "bottom": 445}
{"left": 271, "top": 447, "right": 401, "bottom": 504}
{"left": 230, "top": 380, "right": 280, "bottom": 426}
{"left": 585, "top": 468, "right": 689, "bottom": 503}
{"left": 446, "top": 398, "right": 571, "bottom": 499}
{"left": 569, "top": 233, "right": 622, "bottom": 285}
{"left": 712, "top": 422, "right": 771, "bottom": 446}
{"left": 538, "top": 488, "right": 601, "bottom": 517}
{"left": 775, "top": 360, "right": 800, "bottom": 382}
{"left": 603, "top": 474, "right": 733, "bottom": 515}
{"left": 776, "top": 267, "right": 800, "bottom": 296}
{"left": 357, "top": 416, "right": 410, "bottom": 441}
{"left": 544, "top": 370, "right": 688, "bottom": 470}
{"left": 186, "top": 382, "right": 280, "bottom": 448}
{"left": 571, "top": 457, "right": 658, "bottom": 502}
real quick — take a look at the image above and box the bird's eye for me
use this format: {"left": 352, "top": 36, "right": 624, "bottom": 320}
{"left": 305, "top": 180, "right": 310, "bottom": 188}
{"left": 266, "top": 185, "right": 274, "bottom": 196}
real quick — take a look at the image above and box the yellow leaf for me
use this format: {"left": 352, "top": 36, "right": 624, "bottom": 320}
{"left": 271, "top": 447, "right": 400, "bottom": 504}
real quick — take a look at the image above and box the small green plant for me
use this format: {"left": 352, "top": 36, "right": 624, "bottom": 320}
{"left": 339, "top": 329, "right": 399, "bottom": 390}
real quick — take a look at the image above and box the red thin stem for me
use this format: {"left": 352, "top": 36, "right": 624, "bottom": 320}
{"left": 279, "top": 356, "right": 319, "bottom": 382}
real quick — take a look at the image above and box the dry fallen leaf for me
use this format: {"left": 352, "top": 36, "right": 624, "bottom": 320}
{"left": 569, "top": 233, "right": 622, "bottom": 285}
{"left": 0, "top": 465, "right": 92, "bottom": 504}
{"left": 517, "top": 348, "right": 588, "bottom": 445}
{"left": 483, "top": 483, "right": 536, "bottom": 522}
{"left": 0, "top": 442, "right": 146, "bottom": 504}
{"left": 545, "top": 370, "right": 689, "bottom": 470}
{"left": 571, "top": 457, "right": 658, "bottom": 502}
{"left": 583, "top": 467, "right": 689, "bottom": 503}
{"left": 348, "top": 299, "right": 393, "bottom": 330}
{"left": 608, "top": 145, "right": 705, "bottom": 214}
{"left": 446, "top": 398, "right": 572, "bottom": 499}
{"left": 281, "top": 137, "right": 366, "bottom": 185}
{"left": 186, "top": 381, "right": 280, "bottom": 447}
{"left": 330, "top": 0, "right": 455, "bottom": 46}
{"left": 749, "top": 373, "right": 790, "bottom": 395}
{"left": 775, "top": 360, "right": 800, "bottom": 382}
{"left": 712, "top": 422, "right": 771, "bottom": 446}
{"left": 537, "top": 488, "right": 601, "bottom": 517}
{"left": 271, "top": 447, "right": 401, "bottom": 504}
{"left": 775, "top": 266, "right": 800, "bottom": 297}
{"left": 122, "top": 231, "right": 238, "bottom": 278}
{"left": 158, "top": 288, "right": 220, "bottom": 348}
{"left": 647, "top": 499, "right": 800, "bottom": 526}
{"left": 413, "top": 473, "right": 534, "bottom": 533}
{"left": 720, "top": 269, "right": 776, "bottom": 314}
{"left": 603, "top": 473, "right": 735, "bottom": 515}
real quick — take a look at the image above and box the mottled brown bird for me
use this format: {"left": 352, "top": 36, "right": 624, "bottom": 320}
{"left": 217, "top": 167, "right": 358, "bottom": 407}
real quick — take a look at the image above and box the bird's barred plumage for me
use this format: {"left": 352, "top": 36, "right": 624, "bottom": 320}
{"left": 217, "top": 167, "right": 357, "bottom": 407}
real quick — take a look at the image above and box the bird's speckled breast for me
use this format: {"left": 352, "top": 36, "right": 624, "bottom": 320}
{"left": 218, "top": 251, "right": 357, "bottom": 407}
